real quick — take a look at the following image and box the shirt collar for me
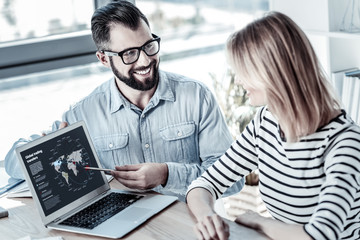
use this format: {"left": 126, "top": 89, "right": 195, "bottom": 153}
{"left": 110, "top": 77, "right": 127, "bottom": 113}
{"left": 109, "top": 70, "right": 175, "bottom": 114}
{"left": 151, "top": 70, "right": 175, "bottom": 104}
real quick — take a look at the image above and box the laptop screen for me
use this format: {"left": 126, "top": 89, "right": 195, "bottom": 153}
{"left": 19, "top": 123, "right": 106, "bottom": 216}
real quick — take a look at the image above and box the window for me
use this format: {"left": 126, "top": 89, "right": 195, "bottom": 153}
{"left": 0, "top": 0, "right": 111, "bottom": 79}
{"left": 137, "top": 0, "right": 269, "bottom": 87}
{"left": 0, "top": 0, "right": 93, "bottom": 42}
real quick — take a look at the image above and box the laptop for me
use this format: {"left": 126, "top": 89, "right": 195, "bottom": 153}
{"left": 16, "top": 121, "right": 177, "bottom": 239}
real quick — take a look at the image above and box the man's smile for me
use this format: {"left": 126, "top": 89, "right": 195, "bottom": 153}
{"left": 134, "top": 67, "right": 151, "bottom": 75}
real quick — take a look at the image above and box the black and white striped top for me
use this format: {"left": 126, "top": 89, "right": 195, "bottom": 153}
{"left": 188, "top": 106, "right": 360, "bottom": 240}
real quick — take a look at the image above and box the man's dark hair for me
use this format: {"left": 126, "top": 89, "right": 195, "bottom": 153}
{"left": 91, "top": 0, "right": 150, "bottom": 50}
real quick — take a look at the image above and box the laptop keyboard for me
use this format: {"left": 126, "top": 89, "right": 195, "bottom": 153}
{"left": 60, "top": 192, "right": 143, "bottom": 229}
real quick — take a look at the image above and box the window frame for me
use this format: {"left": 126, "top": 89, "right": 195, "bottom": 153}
{"left": 0, "top": 30, "right": 97, "bottom": 79}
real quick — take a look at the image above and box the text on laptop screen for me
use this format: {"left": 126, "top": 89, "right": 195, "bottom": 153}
{"left": 20, "top": 125, "right": 105, "bottom": 216}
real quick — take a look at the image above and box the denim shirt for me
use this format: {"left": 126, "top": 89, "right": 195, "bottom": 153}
{"left": 5, "top": 70, "right": 244, "bottom": 201}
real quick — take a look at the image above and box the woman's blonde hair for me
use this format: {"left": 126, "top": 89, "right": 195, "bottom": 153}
{"left": 226, "top": 11, "right": 341, "bottom": 142}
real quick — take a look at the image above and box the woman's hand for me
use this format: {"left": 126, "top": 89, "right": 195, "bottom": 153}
{"left": 235, "top": 210, "right": 311, "bottom": 240}
{"left": 235, "top": 210, "right": 263, "bottom": 231}
{"left": 194, "top": 213, "right": 229, "bottom": 240}
{"left": 187, "top": 188, "right": 230, "bottom": 240}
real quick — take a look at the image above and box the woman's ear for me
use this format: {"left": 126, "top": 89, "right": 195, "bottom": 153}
{"left": 96, "top": 51, "right": 111, "bottom": 68}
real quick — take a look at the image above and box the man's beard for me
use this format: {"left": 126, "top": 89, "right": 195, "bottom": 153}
{"left": 109, "top": 58, "right": 159, "bottom": 91}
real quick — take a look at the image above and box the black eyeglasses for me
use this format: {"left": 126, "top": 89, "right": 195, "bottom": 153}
{"left": 102, "top": 34, "right": 161, "bottom": 65}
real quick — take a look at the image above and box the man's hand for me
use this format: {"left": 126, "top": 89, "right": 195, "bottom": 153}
{"left": 41, "top": 121, "right": 68, "bottom": 136}
{"left": 59, "top": 122, "right": 68, "bottom": 129}
{"left": 111, "top": 163, "right": 168, "bottom": 190}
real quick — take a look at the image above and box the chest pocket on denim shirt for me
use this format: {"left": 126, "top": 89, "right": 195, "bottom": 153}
{"left": 159, "top": 122, "right": 196, "bottom": 162}
{"left": 93, "top": 133, "right": 129, "bottom": 168}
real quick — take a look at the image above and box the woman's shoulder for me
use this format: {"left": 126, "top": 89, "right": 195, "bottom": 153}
{"left": 326, "top": 110, "right": 360, "bottom": 134}
{"left": 247, "top": 106, "right": 278, "bottom": 137}
{"left": 253, "top": 106, "right": 276, "bottom": 126}
{"left": 321, "top": 110, "right": 360, "bottom": 152}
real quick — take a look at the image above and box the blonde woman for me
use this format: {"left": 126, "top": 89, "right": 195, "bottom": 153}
{"left": 186, "top": 11, "right": 360, "bottom": 240}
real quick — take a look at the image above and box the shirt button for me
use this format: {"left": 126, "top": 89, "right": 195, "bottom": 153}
{"left": 177, "top": 131, "right": 182, "bottom": 137}
{"left": 109, "top": 143, "right": 113, "bottom": 148}
{"left": 142, "top": 114, "right": 145, "bottom": 118}
{"left": 144, "top": 143, "right": 150, "bottom": 149}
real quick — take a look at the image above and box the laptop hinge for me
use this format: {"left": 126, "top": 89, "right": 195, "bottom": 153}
{"left": 53, "top": 217, "right": 62, "bottom": 223}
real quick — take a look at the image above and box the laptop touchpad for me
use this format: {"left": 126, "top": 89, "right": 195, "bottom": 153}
{"left": 117, "top": 207, "right": 152, "bottom": 222}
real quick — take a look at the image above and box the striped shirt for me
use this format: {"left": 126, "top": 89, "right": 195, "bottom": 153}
{"left": 187, "top": 106, "right": 360, "bottom": 240}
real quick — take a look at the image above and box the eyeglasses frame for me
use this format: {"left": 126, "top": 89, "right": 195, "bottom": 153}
{"left": 101, "top": 34, "right": 161, "bottom": 65}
